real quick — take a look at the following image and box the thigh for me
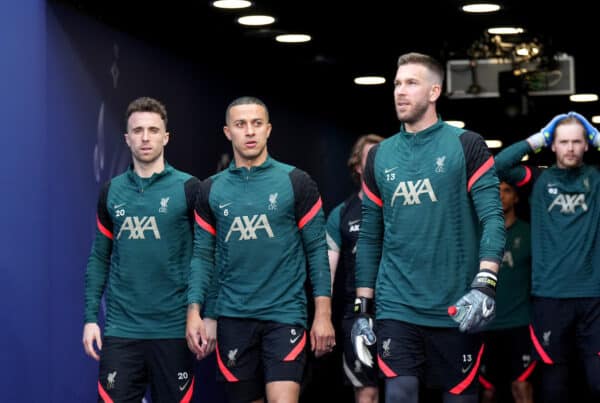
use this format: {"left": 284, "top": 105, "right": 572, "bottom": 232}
{"left": 375, "top": 319, "right": 426, "bottom": 379}
{"left": 531, "top": 297, "right": 576, "bottom": 364}
{"left": 98, "top": 337, "right": 147, "bottom": 403}
{"left": 424, "top": 326, "right": 483, "bottom": 395}
{"left": 147, "top": 339, "right": 195, "bottom": 403}
{"left": 216, "top": 317, "right": 263, "bottom": 383}
{"left": 262, "top": 321, "right": 306, "bottom": 383}
{"left": 341, "top": 317, "right": 378, "bottom": 388}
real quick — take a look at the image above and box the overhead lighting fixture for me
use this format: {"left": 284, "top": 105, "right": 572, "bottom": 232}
{"left": 485, "top": 139, "right": 503, "bottom": 148}
{"left": 212, "top": 0, "right": 252, "bottom": 9}
{"left": 569, "top": 93, "right": 598, "bottom": 102}
{"left": 487, "top": 27, "right": 525, "bottom": 35}
{"left": 354, "top": 76, "right": 386, "bottom": 85}
{"left": 237, "top": 15, "right": 275, "bottom": 26}
{"left": 521, "top": 154, "right": 529, "bottom": 161}
{"left": 275, "top": 34, "right": 311, "bottom": 43}
{"left": 592, "top": 115, "right": 600, "bottom": 124}
{"left": 446, "top": 120, "right": 465, "bottom": 128}
{"left": 461, "top": 3, "right": 501, "bottom": 13}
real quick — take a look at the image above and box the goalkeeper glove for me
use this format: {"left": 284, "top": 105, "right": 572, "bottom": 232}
{"left": 450, "top": 269, "right": 498, "bottom": 333}
{"left": 351, "top": 296, "right": 376, "bottom": 367}
{"left": 568, "top": 111, "right": 600, "bottom": 149}
{"left": 527, "top": 113, "right": 568, "bottom": 150}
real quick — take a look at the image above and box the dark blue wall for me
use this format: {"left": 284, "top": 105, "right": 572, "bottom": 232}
{"left": 0, "top": 2, "right": 355, "bottom": 402}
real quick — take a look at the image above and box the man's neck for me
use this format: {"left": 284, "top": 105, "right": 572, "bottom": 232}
{"left": 133, "top": 159, "right": 165, "bottom": 178}
{"left": 504, "top": 209, "right": 517, "bottom": 228}
{"left": 234, "top": 153, "right": 267, "bottom": 169}
{"left": 404, "top": 110, "right": 438, "bottom": 134}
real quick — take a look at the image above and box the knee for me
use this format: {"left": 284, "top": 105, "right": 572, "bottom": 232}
{"left": 356, "top": 385, "right": 379, "bottom": 403}
{"left": 511, "top": 380, "right": 533, "bottom": 402}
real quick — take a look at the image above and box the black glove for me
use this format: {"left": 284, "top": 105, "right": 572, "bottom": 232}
{"left": 450, "top": 269, "right": 497, "bottom": 332}
{"left": 350, "top": 296, "right": 376, "bottom": 367}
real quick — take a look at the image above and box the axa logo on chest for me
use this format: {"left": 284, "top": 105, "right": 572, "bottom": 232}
{"left": 225, "top": 214, "right": 274, "bottom": 241}
{"left": 391, "top": 178, "right": 438, "bottom": 206}
{"left": 117, "top": 216, "right": 161, "bottom": 239}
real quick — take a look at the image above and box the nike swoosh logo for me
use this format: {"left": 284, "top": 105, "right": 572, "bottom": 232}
{"left": 461, "top": 363, "right": 473, "bottom": 374}
{"left": 114, "top": 203, "right": 126, "bottom": 209}
{"left": 219, "top": 202, "right": 232, "bottom": 209}
{"left": 290, "top": 335, "right": 301, "bottom": 344}
{"left": 348, "top": 219, "right": 360, "bottom": 225}
{"left": 384, "top": 167, "right": 398, "bottom": 174}
{"left": 179, "top": 379, "right": 190, "bottom": 391}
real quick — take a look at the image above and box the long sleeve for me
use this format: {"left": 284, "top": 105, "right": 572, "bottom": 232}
{"left": 494, "top": 140, "right": 534, "bottom": 186}
{"left": 187, "top": 179, "right": 217, "bottom": 310}
{"left": 290, "top": 169, "right": 331, "bottom": 297}
{"left": 355, "top": 145, "right": 383, "bottom": 289}
{"left": 84, "top": 182, "right": 113, "bottom": 324}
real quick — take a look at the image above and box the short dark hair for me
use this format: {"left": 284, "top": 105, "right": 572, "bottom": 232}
{"left": 125, "top": 97, "right": 168, "bottom": 129}
{"left": 225, "top": 96, "right": 269, "bottom": 123}
{"left": 397, "top": 52, "right": 444, "bottom": 85}
{"left": 348, "top": 134, "right": 384, "bottom": 184}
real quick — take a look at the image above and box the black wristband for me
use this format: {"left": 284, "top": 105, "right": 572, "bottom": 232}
{"left": 354, "top": 297, "right": 374, "bottom": 315}
{"left": 470, "top": 269, "right": 498, "bottom": 297}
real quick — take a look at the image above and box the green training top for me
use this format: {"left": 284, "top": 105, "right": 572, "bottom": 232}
{"left": 84, "top": 164, "right": 200, "bottom": 339}
{"left": 188, "top": 156, "right": 330, "bottom": 328}
{"left": 495, "top": 140, "right": 600, "bottom": 298}
{"left": 356, "top": 119, "right": 505, "bottom": 327}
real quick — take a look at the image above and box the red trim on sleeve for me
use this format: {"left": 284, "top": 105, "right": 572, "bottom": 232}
{"left": 449, "top": 343, "right": 485, "bottom": 394}
{"left": 362, "top": 181, "right": 383, "bottom": 208}
{"left": 517, "top": 360, "right": 537, "bottom": 382}
{"left": 194, "top": 211, "right": 216, "bottom": 236}
{"left": 377, "top": 355, "right": 398, "bottom": 378}
{"left": 179, "top": 377, "right": 195, "bottom": 403}
{"left": 96, "top": 215, "right": 113, "bottom": 240}
{"left": 478, "top": 374, "right": 494, "bottom": 390}
{"left": 98, "top": 381, "right": 114, "bottom": 403}
{"left": 467, "top": 156, "right": 495, "bottom": 192}
{"left": 298, "top": 197, "right": 322, "bottom": 229}
{"left": 283, "top": 331, "right": 306, "bottom": 361}
{"left": 216, "top": 343, "right": 239, "bottom": 382}
{"left": 529, "top": 325, "right": 554, "bottom": 364}
{"left": 516, "top": 166, "right": 532, "bottom": 187}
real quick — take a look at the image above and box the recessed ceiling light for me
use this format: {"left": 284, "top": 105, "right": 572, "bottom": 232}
{"left": 521, "top": 154, "right": 529, "bottom": 161}
{"left": 212, "top": 0, "right": 252, "bottom": 9}
{"left": 569, "top": 93, "right": 599, "bottom": 102}
{"left": 485, "top": 139, "right": 503, "bottom": 148}
{"left": 487, "top": 27, "right": 525, "bottom": 35}
{"left": 592, "top": 115, "right": 600, "bottom": 124}
{"left": 275, "top": 34, "right": 311, "bottom": 43}
{"left": 237, "top": 15, "right": 275, "bottom": 26}
{"left": 461, "top": 3, "right": 501, "bottom": 13}
{"left": 446, "top": 120, "right": 465, "bottom": 128}
{"left": 354, "top": 76, "right": 386, "bottom": 85}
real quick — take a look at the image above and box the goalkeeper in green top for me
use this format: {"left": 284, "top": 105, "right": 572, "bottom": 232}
{"left": 494, "top": 111, "right": 600, "bottom": 403}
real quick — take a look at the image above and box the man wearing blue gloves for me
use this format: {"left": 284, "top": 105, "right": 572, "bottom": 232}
{"left": 494, "top": 111, "right": 600, "bottom": 403}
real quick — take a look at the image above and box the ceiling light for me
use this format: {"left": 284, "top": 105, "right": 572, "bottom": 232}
{"left": 212, "top": 0, "right": 252, "bottom": 9}
{"left": 569, "top": 93, "right": 598, "bottom": 102}
{"left": 446, "top": 120, "right": 465, "bottom": 128}
{"left": 521, "top": 155, "right": 529, "bottom": 161}
{"left": 487, "top": 27, "right": 525, "bottom": 35}
{"left": 237, "top": 15, "right": 275, "bottom": 26}
{"left": 592, "top": 116, "right": 600, "bottom": 124}
{"left": 485, "top": 139, "right": 503, "bottom": 148}
{"left": 461, "top": 3, "right": 501, "bottom": 13}
{"left": 275, "top": 34, "right": 311, "bottom": 43}
{"left": 354, "top": 76, "right": 386, "bottom": 85}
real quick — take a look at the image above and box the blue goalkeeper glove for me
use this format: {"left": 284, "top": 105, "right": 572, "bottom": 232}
{"left": 527, "top": 113, "right": 568, "bottom": 150}
{"left": 568, "top": 111, "right": 600, "bottom": 149}
{"left": 450, "top": 269, "right": 498, "bottom": 333}
{"left": 351, "top": 297, "right": 376, "bottom": 367}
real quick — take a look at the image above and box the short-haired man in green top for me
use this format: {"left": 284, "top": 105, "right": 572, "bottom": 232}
{"left": 83, "top": 97, "right": 200, "bottom": 402}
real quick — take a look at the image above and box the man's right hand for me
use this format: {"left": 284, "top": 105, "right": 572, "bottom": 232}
{"left": 185, "top": 303, "right": 208, "bottom": 359}
{"left": 82, "top": 322, "right": 102, "bottom": 361}
{"left": 351, "top": 297, "right": 376, "bottom": 367}
{"left": 527, "top": 113, "right": 568, "bottom": 150}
